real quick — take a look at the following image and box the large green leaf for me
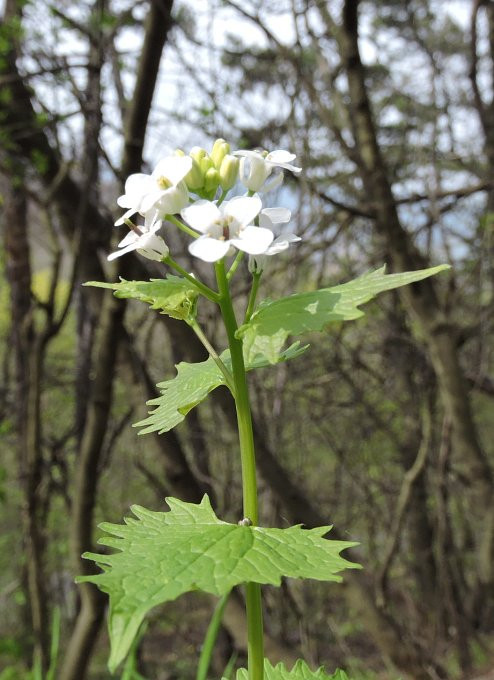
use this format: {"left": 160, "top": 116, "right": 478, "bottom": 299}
{"left": 78, "top": 496, "right": 358, "bottom": 671}
{"left": 135, "top": 343, "right": 307, "bottom": 435}
{"left": 237, "top": 264, "right": 450, "bottom": 363}
{"left": 234, "top": 660, "right": 351, "bottom": 680}
{"left": 84, "top": 275, "right": 198, "bottom": 320}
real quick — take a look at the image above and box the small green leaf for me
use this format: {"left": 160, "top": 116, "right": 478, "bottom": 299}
{"left": 237, "top": 264, "right": 450, "bottom": 363}
{"left": 135, "top": 343, "right": 307, "bottom": 435}
{"left": 78, "top": 496, "right": 358, "bottom": 672}
{"left": 136, "top": 353, "right": 223, "bottom": 435}
{"left": 233, "top": 660, "right": 352, "bottom": 680}
{"left": 84, "top": 276, "right": 199, "bottom": 321}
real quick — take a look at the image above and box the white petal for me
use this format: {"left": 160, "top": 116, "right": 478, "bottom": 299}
{"left": 114, "top": 207, "right": 137, "bottom": 226}
{"left": 224, "top": 195, "right": 262, "bottom": 227}
{"left": 262, "top": 171, "right": 283, "bottom": 192}
{"left": 261, "top": 171, "right": 284, "bottom": 193}
{"left": 140, "top": 189, "right": 165, "bottom": 213}
{"left": 238, "top": 157, "right": 252, "bottom": 190}
{"left": 137, "top": 234, "right": 169, "bottom": 261}
{"left": 266, "top": 150, "right": 296, "bottom": 164}
{"left": 108, "top": 232, "right": 167, "bottom": 261}
{"left": 262, "top": 207, "right": 291, "bottom": 222}
{"left": 266, "top": 150, "right": 301, "bottom": 174}
{"left": 233, "top": 149, "right": 264, "bottom": 160}
{"left": 152, "top": 156, "right": 192, "bottom": 185}
{"left": 260, "top": 207, "right": 291, "bottom": 228}
{"left": 118, "top": 230, "right": 140, "bottom": 247}
{"left": 154, "top": 183, "right": 189, "bottom": 216}
{"left": 181, "top": 200, "right": 220, "bottom": 233}
{"left": 239, "top": 156, "right": 271, "bottom": 192}
{"left": 118, "top": 174, "right": 154, "bottom": 207}
{"left": 144, "top": 209, "right": 161, "bottom": 231}
{"left": 108, "top": 240, "right": 139, "bottom": 260}
{"left": 266, "top": 233, "right": 301, "bottom": 255}
{"left": 116, "top": 195, "right": 130, "bottom": 208}
{"left": 188, "top": 236, "right": 230, "bottom": 262}
{"left": 278, "top": 162, "right": 302, "bottom": 174}
{"left": 230, "top": 226, "right": 274, "bottom": 255}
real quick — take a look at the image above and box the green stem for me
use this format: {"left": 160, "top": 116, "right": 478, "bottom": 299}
{"left": 164, "top": 255, "right": 220, "bottom": 303}
{"left": 217, "top": 188, "right": 229, "bottom": 206}
{"left": 227, "top": 250, "right": 244, "bottom": 280}
{"left": 189, "top": 320, "right": 235, "bottom": 393}
{"left": 196, "top": 592, "right": 230, "bottom": 680}
{"left": 166, "top": 213, "right": 200, "bottom": 239}
{"left": 215, "top": 260, "right": 264, "bottom": 680}
{"left": 244, "top": 272, "right": 262, "bottom": 324}
{"left": 245, "top": 583, "right": 264, "bottom": 680}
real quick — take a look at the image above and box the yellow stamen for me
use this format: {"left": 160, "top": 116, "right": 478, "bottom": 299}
{"left": 157, "top": 175, "right": 172, "bottom": 189}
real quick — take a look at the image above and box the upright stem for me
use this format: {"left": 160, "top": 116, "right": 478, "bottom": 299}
{"left": 244, "top": 272, "right": 262, "bottom": 324}
{"left": 215, "top": 260, "right": 264, "bottom": 680}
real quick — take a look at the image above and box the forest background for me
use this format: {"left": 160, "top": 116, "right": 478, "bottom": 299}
{"left": 1, "top": 1, "right": 494, "bottom": 679}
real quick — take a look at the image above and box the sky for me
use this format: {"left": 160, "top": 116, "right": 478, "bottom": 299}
{"left": 4, "top": 0, "right": 483, "bottom": 174}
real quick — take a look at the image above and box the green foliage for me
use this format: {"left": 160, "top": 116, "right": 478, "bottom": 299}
{"left": 0, "top": 669, "right": 29, "bottom": 680}
{"left": 30, "top": 149, "right": 49, "bottom": 175}
{"left": 45, "top": 607, "right": 61, "bottom": 680}
{"left": 196, "top": 592, "right": 230, "bottom": 680}
{"left": 0, "top": 608, "right": 60, "bottom": 680}
{"left": 237, "top": 265, "right": 450, "bottom": 363}
{"left": 31, "top": 269, "right": 71, "bottom": 314}
{"left": 85, "top": 276, "right": 199, "bottom": 321}
{"left": 0, "top": 86, "right": 13, "bottom": 105}
{"left": 0, "top": 13, "right": 23, "bottom": 56}
{"left": 234, "top": 659, "right": 351, "bottom": 680}
{"left": 119, "top": 623, "right": 150, "bottom": 680}
{"left": 0, "top": 467, "right": 6, "bottom": 504}
{"left": 135, "top": 343, "right": 307, "bottom": 435}
{"left": 79, "top": 495, "right": 358, "bottom": 671}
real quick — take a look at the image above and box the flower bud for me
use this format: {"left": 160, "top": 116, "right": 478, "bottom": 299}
{"left": 204, "top": 167, "right": 220, "bottom": 192}
{"left": 189, "top": 146, "right": 207, "bottom": 164}
{"left": 239, "top": 155, "right": 271, "bottom": 191}
{"left": 248, "top": 254, "right": 266, "bottom": 274}
{"left": 210, "top": 138, "right": 230, "bottom": 169}
{"left": 137, "top": 233, "right": 169, "bottom": 261}
{"left": 199, "top": 154, "right": 214, "bottom": 175}
{"left": 184, "top": 157, "right": 204, "bottom": 191}
{"left": 219, "top": 154, "right": 239, "bottom": 190}
{"left": 174, "top": 148, "right": 185, "bottom": 157}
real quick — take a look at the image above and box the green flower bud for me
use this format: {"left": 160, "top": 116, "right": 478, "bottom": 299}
{"left": 210, "top": 138, "right": 230, "bottom": 169}
{"left": 184, "top": 157, "right": 204, "bottom": 191}
{"left": 219, "top": 154, "right": 239, "bottom": 190}
{"left": 204, "top": 167, "right": 220, "bottom": 192}
{"left": 174, "top": 148, "right": 185, "bottom": 157}
{"left": 189, "top": 146, "right": 207, "bottom": 164}
{"left": 199, "top": 154, "right": 215, "bottom": 175}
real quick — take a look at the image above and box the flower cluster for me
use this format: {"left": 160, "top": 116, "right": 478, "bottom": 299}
{"left": 110, "top": 139, "right": 301, "bottom": 269}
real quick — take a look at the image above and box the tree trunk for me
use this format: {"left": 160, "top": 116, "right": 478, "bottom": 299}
{"left": 4, "top": 176, "right": 50, "bottom": 670}
{"left": 340, "top": 0, "right": 494, "bottom": 590}
{"left": 60, "top": 2, "right": 175, "bottom": 676}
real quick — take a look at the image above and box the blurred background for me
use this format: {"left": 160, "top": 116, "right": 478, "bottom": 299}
{"left": 1, "top": 0, "right": 494, "bottom": 678}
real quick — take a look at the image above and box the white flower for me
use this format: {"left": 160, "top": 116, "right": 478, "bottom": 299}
{"left": 108, "top": 214, "right": 169, "bottom": 262}
{"left": 248, "top": 206, "right": 301, "bottom": 273}
{"left": 115, "top": 156, "right": 192, "bottom": 225}
{"left": 181, "top": 195, "right": 274, "bottom": 263}
{"left": 234, "top": 149, "right": 302, "bottom": 192}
